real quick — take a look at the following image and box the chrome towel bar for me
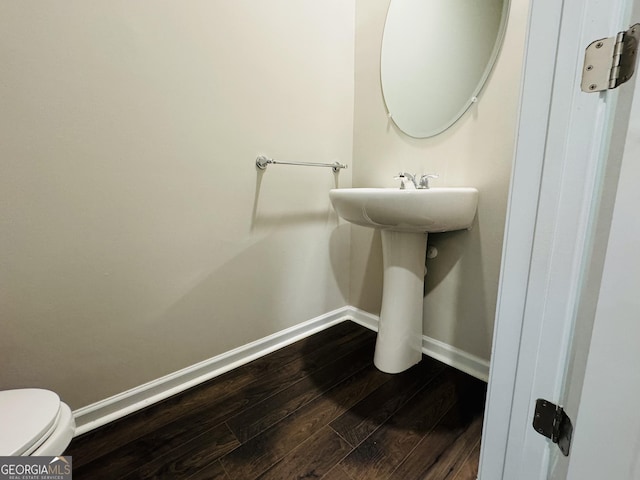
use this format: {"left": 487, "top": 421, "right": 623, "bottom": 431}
{"left": 255, "top": 155, "right": 347, "bottom": 173}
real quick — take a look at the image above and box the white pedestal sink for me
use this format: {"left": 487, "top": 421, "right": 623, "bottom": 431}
{"left": 329, "top": 187, "right": 479, "bottom": 373}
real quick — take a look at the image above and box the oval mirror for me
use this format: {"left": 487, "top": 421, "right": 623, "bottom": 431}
{"left": 381, "top": 0, "right": 509, "bottom": 138}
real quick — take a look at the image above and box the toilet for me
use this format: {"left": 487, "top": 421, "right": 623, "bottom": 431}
{"left": 0, "top": 389, "right": 75, "bottom": 456}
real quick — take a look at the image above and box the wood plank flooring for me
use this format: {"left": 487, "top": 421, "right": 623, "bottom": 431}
{"left": 66, "top": 321, "right": 486, "bottom": 479}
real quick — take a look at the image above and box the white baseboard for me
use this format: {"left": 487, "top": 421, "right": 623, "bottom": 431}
{"left": 73, "top": 305, "right": 490, "bottom": 436}
{"left": 421, "top": 335, "right": 490, "bottom": 382}
{"left": 346, "top": 307, "right": 490, "bottom": 382}
{"left": 72, "top": 307, "right": 352, "bottom": 436}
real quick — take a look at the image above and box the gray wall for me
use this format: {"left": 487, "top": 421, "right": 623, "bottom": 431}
{"left": 0, "top": 0, "right": 355, "bottom": 409}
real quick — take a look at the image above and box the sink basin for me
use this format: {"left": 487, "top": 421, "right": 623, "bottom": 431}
{"left": 329, "top": 187, "right": 478, "bottom": 233}
{"left": 329, "top": 186, "right": 478, "bottom": 374}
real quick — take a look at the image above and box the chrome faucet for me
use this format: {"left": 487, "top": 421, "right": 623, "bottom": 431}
{"left": 394, "top": 172, "right": 439, "bottom": 189}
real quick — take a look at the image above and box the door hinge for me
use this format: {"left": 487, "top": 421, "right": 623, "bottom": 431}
{"left": 532, "top": 398, "right": 573, "bottom": 456}
{"left": 581, "top": 23, "right": 640, "bottom": 92}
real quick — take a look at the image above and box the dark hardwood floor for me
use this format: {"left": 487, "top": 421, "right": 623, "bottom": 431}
{"left": 66, "top": 321, "right": 486, "bottom": 479}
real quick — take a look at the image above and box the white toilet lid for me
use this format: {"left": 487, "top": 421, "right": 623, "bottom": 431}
{"left": 0, "top": 389, "right": 61, "bottom": 456}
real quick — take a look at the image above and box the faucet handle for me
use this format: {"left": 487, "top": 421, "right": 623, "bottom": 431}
{"left": 418, "top": 174, "right": 439, "bottom": 189}
{"left": 394, "top": 172, "right": 416, "bottom": 190}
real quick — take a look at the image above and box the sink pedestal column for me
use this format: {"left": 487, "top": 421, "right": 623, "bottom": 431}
{"left": 374, "top": 230, "right": 427, "bottom": 374}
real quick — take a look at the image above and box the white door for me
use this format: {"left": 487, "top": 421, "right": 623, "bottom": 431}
{"left": 479, "top": 0, "right": 640, "bottom": 477}
{"left": 555, "top": 58, "right": 640, "bottom": 479}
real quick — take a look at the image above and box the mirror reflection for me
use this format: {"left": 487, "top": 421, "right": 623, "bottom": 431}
{"left": 381, "top": 0, "right": 508, "bottom": 138}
